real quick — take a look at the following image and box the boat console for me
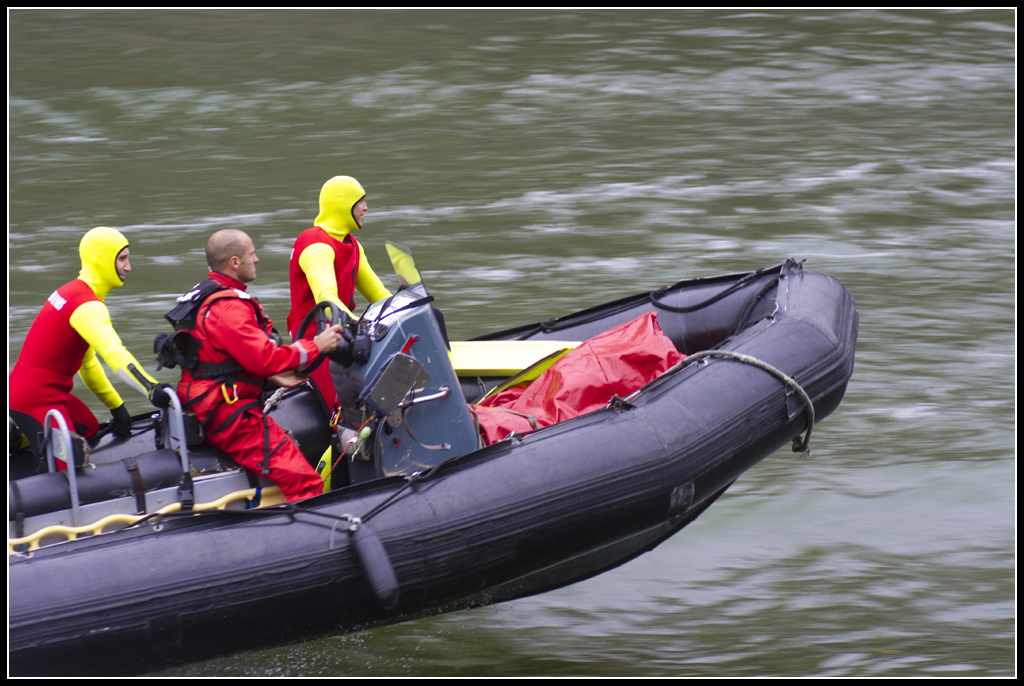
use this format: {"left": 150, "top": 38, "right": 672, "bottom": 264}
{"left": 330, "top": 242, "right": 480, "bottom": 483}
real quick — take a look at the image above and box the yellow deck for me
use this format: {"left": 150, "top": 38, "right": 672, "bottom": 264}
{"left": 451, "top": 340, "right": 581, "bottom": 377}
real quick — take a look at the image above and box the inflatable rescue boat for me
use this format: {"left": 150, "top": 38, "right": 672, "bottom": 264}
{"left": 8, "top": 251, "right": 858, "bottom": 676}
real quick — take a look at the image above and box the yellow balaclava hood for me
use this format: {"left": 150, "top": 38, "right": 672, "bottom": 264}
{"left": 314, "top": 176, "right": 366, "bottom": 239}
{"left": 78, "top": 226, "right": 129, "bottom": 300}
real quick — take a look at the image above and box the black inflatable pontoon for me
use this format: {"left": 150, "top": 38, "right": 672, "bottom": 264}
{"left": 8, "top": 257, "right": 857, "bottom": 676}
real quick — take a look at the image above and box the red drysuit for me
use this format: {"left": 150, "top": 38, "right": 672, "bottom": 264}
{"left": 177, "top": 271, "right": 324, "bottom": 501}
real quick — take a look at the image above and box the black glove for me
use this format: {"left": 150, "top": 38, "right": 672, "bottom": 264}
{"left": 110, "top": 403, "right": 132, "bottom": 438}
{"left": 148, "top": 383, "right": 176, "bottom": 409}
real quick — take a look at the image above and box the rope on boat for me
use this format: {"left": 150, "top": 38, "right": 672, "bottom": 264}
{"left": 358, "top": 457, "right": 455, "bottom": 524}
{"left": 674, "top": 350, "right": 816, "bottom": 457}
{"left": 647, "top": 267, "right": 771, "bottom": 314}
{"left": 517, "top": 267, "right": 777, "bottom": 339}
{"left": 263, "top": 387, "right": 288, "bottom": 414}
{"left": 9, "top": 455, "right": 443, "bottom": 556}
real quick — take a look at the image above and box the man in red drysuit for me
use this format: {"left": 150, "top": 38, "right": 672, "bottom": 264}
{"left": 176, "top": 229, "right": 342, "bottom": 501}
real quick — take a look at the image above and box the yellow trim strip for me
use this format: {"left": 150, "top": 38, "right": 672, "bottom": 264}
{"left": 9, "top": 486, "right": 286, "bottom": 555}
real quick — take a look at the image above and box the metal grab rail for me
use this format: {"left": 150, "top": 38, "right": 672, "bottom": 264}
{"left": 42, "top": 410, "right": 82, "bottom": 526}
{"left": 158, "top": 387, "right": 191, "bottom": 473}
{"left": 38, "top": 389, "right": 190, "bottom": 529}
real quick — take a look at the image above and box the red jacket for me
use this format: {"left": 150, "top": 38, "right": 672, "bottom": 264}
{"left": 178, "top": 272, "right": 320, "bottom": 422}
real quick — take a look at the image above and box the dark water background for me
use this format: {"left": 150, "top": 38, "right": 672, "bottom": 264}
{"left": 8, "top": 9, "right": 1015, "bottom": 676}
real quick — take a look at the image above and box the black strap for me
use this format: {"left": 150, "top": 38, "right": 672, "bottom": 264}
{"left": 244, "top": 469, "right": 261, "bottom": 491}
{"left": 10, "top": 480, "right": 26, "bottom": 539}
{"left": 205, "top": 399, "right": 262, "bottom": 436}
{"left": 511, "top": 267, "right": 779, "bottom": 339}
{"left": 122, "top": 456, "right": 148, "bottom": 515}
{"left": 164, "top": 278, "right": 229, "bottom": 327}
{"left": 178, "top": 471, "right": 195, "bottom": 512}
{"left": 647, "top": 268, "right": 768, "bottom": 314}
{"left": 263, "top": 432, "right": 289, "bottom": 476}
{"left": 382, "top": 293, "right": 434, "bottom": 321}
{"left": 261, "top": 414, "right": 273, "bottom": 475}
{"left": 160, "top": 278, "right": 273, "bottom": 374}
{"left": 190, "top": 359, "right": 249, "bottom": 380}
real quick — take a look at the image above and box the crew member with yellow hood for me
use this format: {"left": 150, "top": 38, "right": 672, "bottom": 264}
{"left": 287, "top": 176, "right": 391, "bottom": 415}
{"left": 9, "top": 227, "right": 172, "bottom": 453}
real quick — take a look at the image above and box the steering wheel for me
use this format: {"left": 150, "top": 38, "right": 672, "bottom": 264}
{"left": 295, "top": 301, "right": 349, "bottom": 376}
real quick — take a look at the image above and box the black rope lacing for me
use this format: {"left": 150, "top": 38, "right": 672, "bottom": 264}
{"left": 518, "top": 267, "right": 774, "bottom": 339}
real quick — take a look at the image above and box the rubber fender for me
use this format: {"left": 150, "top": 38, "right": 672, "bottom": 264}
{"left": 350, "top": 521, "right": 400, "bottom": 610}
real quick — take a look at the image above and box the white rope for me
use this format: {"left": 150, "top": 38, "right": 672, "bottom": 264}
{"left": 677, "top": 350, "right": 815, "bottom": 457}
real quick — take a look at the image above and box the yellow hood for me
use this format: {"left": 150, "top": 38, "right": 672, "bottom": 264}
{"left": 314, "top": 176, "right": 366, "bottom": 239}
{"left": 78, "top": 227, "right": 129, "bottom": 300}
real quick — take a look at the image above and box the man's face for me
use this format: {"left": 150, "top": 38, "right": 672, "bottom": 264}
{"left": 235, "top": 237, "right": 259, "bottom": 283}
{"left": 352, "top": 198, "right": 368, "bottom": 228}
{"left": 115, "top": 247, "right": 131, "bottom": 282}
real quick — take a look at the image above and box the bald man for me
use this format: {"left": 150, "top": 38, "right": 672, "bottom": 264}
{"left": 174, "top": 229, "right": 342, "bottom": 501}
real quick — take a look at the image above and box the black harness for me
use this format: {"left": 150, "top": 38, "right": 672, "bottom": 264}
{"left": 155, "top": 278, "right": 278, "bottom": 377}
{"left": 154, "top": 279, "right": 282, "bottom": 474}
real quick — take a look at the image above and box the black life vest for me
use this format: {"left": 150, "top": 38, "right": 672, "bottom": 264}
{"left": 154, "top": 278, "right": 277, "bottom": 378}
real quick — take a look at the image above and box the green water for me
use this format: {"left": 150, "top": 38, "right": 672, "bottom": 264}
{"left": 8, "top": 9, "right": 1016, "bottom": 676}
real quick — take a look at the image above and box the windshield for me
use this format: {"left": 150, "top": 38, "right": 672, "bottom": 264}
{"left": 385, "top": 241, "right": 423, "bottom": 288}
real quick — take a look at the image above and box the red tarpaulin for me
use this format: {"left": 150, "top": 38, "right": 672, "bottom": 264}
{"left": 472, "top": 312, "right": 685, "bottom": 445}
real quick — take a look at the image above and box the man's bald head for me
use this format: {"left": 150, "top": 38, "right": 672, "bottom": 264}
{"left": 206, "top": 229, "right": 259, "bottom": 283}
{"left": 206, "top": 229, "right": 251, "bottom": 272}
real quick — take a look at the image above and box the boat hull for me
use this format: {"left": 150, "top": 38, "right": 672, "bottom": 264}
{"left": 8, "top": 260, "right": 858, "bottom": 675}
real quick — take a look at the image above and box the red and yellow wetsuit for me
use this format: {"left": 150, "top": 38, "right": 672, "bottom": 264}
{"left": 287, "top": 176, "right": 390, "bottom": 412}
{"left": 9, "top": 227, "right": 159, "bottom": 439}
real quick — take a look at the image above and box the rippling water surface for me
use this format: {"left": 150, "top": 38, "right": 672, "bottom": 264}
{"left": 8, "top": 9, "right": 1015, "bottom": 677}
